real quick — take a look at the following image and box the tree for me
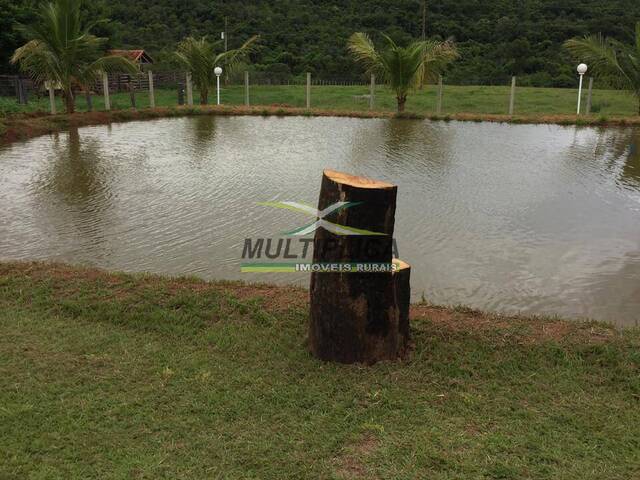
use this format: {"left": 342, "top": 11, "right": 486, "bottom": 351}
{"left": 11, "top": 0, "right": 137, "bottom": 113}
{"left": 175, "top": 35, "right": 259, "bottom": 105}
{"left": 348, "top": 32, "right": 458, "bottom": 112}
{"left": 419, "top": 0, "right": 427, "bottom": 89}
{"left": 0, "top": 0, "right": 36, "bottom": 74}
{"left": 565, "top": 22, "right": 640, "bottom": 115}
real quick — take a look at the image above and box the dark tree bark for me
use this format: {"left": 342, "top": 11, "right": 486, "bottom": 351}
{"left": 309, "top": 169, "right": 411, "bottom": 364}
{"left": 85, "top": 91, "right": 93, "bottom": 112}
{"left": 63, "top": 88, "right": 75, "bottom": 114}
{"left": 397, "top": 95, "right": 407, "bottom": 113}
{"left": 393, "top": 259, "right": 411, "bottom": 343}
{"left": 126, "top": 82, "right": 136, "bottom": 108}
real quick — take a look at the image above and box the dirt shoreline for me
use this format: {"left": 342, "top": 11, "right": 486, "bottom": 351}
{"left": 2, "top": 105, "right": 639, "bottom": 145}
{"left": 0, "top": 260, "right": 629, "bottom": 343}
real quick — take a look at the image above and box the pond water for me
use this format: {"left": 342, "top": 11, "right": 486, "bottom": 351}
{"left": 1, "top": 116, "right": 639, "bottom": 325}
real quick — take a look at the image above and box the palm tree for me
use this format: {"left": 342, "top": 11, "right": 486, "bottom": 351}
{"left": 175, "top": 35, "right": 259, "bottom": 105}
{"left": 11, "top": 0, "right": 138, "bottom": 114}
{"left": 565, "top": 23, "right": 640, "bottom": 115}
{"left": 348, "top": 32, "right": 458, "bottom": 112}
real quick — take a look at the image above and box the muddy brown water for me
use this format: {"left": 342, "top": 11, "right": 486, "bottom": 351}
{"left": 1, "top": 116, "right": 639, "bottom": 325}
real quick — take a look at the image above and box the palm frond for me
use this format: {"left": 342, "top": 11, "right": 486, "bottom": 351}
{"left": 12, "top": 0, "right": 124, "bottom": 111}
{"left": 565, "top": 35, "right": 622, "bottom": 74}
{"left": 11, "top": 40, "right": 61, "bottom": 86}
{"left": 80, "top": 55, "right": 138, "bottom": 87}
{"left": 176, "top": 34, "right": 260, "bottom": 93}
{"left": 418, "top": 39, "right": 459, "bottom": 83}
{"left": 348, "top": 31, "right": 458, "bottom": 102}
{"left": 175, "top": 36, "right": 217, "bottom": 90}
{"left": 347, "top": 33, "right": 385, "bottom": 78}
{"left": 379, "top": 39, "right": 424, "bottom": 94}
{"left": 215, "top": 35, "right": 260, "bottom": 76}
{"left": 565, "top": 23, "right": 640, "bottom": 109}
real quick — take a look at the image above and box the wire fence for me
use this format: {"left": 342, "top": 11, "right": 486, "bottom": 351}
{"left": 0, "top": 71, "right": 633, "bottom": 117}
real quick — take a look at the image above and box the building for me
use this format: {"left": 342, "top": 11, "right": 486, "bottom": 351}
{"left": 107, "top": 50, "right": 154, "bottom": 70}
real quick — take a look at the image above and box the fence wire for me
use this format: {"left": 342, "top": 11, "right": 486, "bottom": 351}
{"left": 0, "top": 72, "right": 623, "bottom": 117}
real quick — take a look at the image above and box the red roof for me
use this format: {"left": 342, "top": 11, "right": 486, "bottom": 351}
{"left": 108, "top": 49, "right": 153, "bottom": 63}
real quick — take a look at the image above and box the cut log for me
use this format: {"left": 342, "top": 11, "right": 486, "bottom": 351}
{"left": 312, "top": 169, "right": 397, "bottom": 264}
{"left": 392, "top": 259, "right": 411, "bottom": 343}
{"left": 309, "top": 169, "right": 411, "bottom": 364}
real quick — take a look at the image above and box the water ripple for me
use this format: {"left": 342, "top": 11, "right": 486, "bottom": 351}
{"left": 0, "top": 117, "right": 638, "bottom": 325}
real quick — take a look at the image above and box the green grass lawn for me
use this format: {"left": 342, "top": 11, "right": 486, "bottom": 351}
{"left": 1, "top": 262, "right": 639, "bottom": 479}
{"left": 1, "top": 83, "right": 637, "bottom": 117}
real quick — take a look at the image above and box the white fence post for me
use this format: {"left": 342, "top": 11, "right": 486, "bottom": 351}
{"left": 586, "top": 77, "right": 594, "bottom": 115}
{"left": 369, "top": 73, "right": 375, "bottom": 110}
{"left": 186, "top": 72, "right": 194, "bottom": 106}
{"left": 48, "top": 84, "right": 56, "bottom": 115}
{"left": 306, "top": 72, "right": 311, "bottom": 108}
{"left": 245, "top": 71, "right": 250, "bottom": 106}
{"left": 148, "top": 70, "right": 155, "bottom": 108}
{"left": 509, "top": 76, "right": 516, "bottom": 115}
{"left": 102, "top": 72, "right": 110, "bottom": 111}
{"left": 436, "top": 75, "right": 443, "bottom": 115}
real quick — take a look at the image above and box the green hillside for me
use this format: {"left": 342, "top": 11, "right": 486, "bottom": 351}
{"left": 2, "top": 0, "right": 640, "bottom": 87}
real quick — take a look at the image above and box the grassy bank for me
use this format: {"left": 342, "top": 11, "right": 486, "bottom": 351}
{"left": 2, "top": 103, "right": 640, "bottom": 147}
{"left": 1, "top": 83, "right": 639, "bottom": 117}
{"left": 1, "top": 261, "right": 638, "bottom": 479}
{"left": 0, "top": 106, "right": 389, "bottom": 144}
{"left": 1, "top": 84, "right": 639, "bottom": 146}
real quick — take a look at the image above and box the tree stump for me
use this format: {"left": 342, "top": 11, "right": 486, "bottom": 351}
{"left": 309, "top": 169, "right": 411, "bottom": 364}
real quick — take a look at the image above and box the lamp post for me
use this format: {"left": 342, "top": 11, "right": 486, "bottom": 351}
{"left": 214, "top": 66, "right": 223, "bottom": 105}
{"left": 576, "top": 63, "right": 588, "bottom": 115}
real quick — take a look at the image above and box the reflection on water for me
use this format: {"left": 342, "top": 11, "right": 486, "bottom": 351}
{"left": 0, "top": 117, "right": 638, "bottom": 325}
{"left": 592, "top": 127, "right": 640, "bottom": 189}
{"left": 186, "top": 115, "right": 218, "bottom": 164}
{"left": 35, "top": 129, "right": 114, "bottom": 213}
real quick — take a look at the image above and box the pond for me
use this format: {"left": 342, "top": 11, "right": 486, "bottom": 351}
{"left": 1, "top": 116, "right": 639, "bottom": 325}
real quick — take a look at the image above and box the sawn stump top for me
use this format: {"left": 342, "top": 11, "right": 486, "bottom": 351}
{"left": 323, "top": 169, "right": 396, "bottom": 190}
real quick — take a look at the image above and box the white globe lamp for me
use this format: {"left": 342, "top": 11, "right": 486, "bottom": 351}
{"left": 214, "top": 67, "right": 223, "bottom": 105}
{"left": 576, "top": 64, "right": 588, "bottom": 114}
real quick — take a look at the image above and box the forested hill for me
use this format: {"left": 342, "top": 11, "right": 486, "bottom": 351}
{"left": 3, "top": 0, "right": 640, "bottom": 87}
